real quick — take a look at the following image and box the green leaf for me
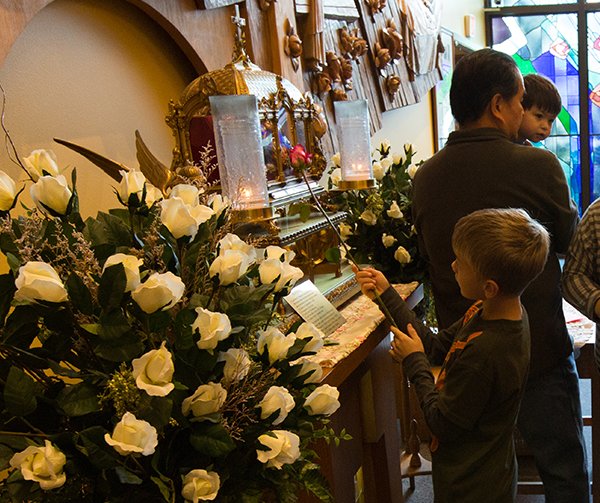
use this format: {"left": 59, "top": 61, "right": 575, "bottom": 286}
{"left": 189, "top": 423, "right": 236, "bottom": 457}
{"left": 0, "top": 273, "right": 16, "bottom": 327}
{"left": 99, "top": 263, "right": 127, "bottom": 311}
{"left": 4, "top": 366, "right": 37, "bottom": 416}
{"left": 57, "top": 382, "right": 101, "bottom": 416}
{"left": 94, "top": 333, "right": 144, "bottom": 362}
{"left": 136, "top": 395, "right": 173, "bottom": 429}
{"left": 98, "top": 310, "right": 131, "bottom": 341}
{"left": 115, "top": 466, "right": 143, "bottom": 485}
{"left": 65, "top": 272, "right": 94, "bottom": 315}
{"left": 76, "top": 426, "right": 120, "bottom": 469}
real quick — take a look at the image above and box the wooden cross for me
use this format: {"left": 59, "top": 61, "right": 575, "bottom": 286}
{"left": 231, "top": 4, "right": 246, "bottom": 40}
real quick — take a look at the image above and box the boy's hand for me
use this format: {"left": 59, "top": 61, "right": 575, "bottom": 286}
{"left": 389, "top": 324, "right": 424, "bottom": 363}
{"left": 352, "top": 265, "right": 390, "bottom": 299}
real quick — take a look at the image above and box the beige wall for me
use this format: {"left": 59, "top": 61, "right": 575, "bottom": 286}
{"left": 0, "top": 0, "right": 196, "bottom": 217}
{"left": 372, "top": 0, "right": 486, "bottom": 163}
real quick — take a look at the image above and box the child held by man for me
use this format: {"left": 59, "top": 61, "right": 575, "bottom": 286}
{"left": 517, "top": 73, "right": 561, "bottom": 145}
{"left": 354, "top": 208, "right": 550, "bottom": 503}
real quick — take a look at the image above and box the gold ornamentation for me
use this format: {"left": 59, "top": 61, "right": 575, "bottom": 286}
{"left": 381, "top": 18, "right": 404, "bottom": 62}
{"left": 385, "top": 74, "right": 401, "bottom": 96}
{"left": 366, "top": 0, "right": 387, "bottom": 16}
{"left": 339, "top": 27, "right": 368, "bottom": 60}
{"left": 340, "top": 57, "right": 353, "bottom": 90}
{"left": 374, "top": 42, "right": 391, "bottom": 72}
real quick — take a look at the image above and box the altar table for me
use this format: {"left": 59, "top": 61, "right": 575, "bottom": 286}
{"left": 299, "top": 283, "right": 422, "bottom": 503}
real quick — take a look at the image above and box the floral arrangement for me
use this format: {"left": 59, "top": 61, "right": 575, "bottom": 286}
{"left": 0, "top": 147, "right": 348, "bottom": 502}
{"left": 326, "top": 140, "right": 426, "bottom": 285}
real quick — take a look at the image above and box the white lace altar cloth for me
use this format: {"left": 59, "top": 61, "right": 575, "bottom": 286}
{"left": 312, "top": 282, "right": 419, "bottom": 368}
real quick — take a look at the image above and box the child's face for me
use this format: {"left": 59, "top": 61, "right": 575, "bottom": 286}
{"left": 518, "top": 105, "right": 556, "bottom": 143}
{"left": 451, "top": 252, "right": 485, "bottom": 300}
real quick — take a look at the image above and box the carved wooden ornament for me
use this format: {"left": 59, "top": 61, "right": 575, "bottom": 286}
{"left": 284, "top": 20, "right": 303, "bottom": 72}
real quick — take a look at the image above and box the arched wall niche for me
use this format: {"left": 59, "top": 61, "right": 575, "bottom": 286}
{"left": 0, "top": 0, "right": 237, "bottom": 218}
{"left": 0, "top": 0, "right": 240, "bottom": 73}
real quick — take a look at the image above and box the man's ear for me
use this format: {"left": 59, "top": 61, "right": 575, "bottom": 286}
{"left": 489, "top": 93, "right": 505, "bottom": 122}
{"left": 483, "top": 279, "right": 500, "bottom": 299}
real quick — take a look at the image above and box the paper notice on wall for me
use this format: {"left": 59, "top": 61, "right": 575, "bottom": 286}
{"left": 284, "top": 280, "right": 346, "bottom": 336}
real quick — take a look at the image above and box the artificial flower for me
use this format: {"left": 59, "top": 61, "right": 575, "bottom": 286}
{"left": 394, "top": 246, "right": 412, "bottom": 264}
{"left": 0, "top": 170, "right": 17, "bottom": 211}
{"left": 259, "top": 386, "right": 295, "bottom": 425}
{"left": 387, "top": 201, "right": 403, "bottom": 219}
{"left": 9, "top": 440, "right": 66, "bottom": 490}
{"left": 182, "top": 382, "right": 227, "bottom": 421}
{"left": 131, "top": 271, "right": 185, "bottom": 313}
{"left": 181, "top": 469, "right": 220, "bottom": 502}
{"left": 193, "top": 307, "right": 232, "bottom": 351}
{"left": 104, "top": 412, "right": 158, "bottom": 456}
{"left": 102, "top": 253, "right": 144, "bottom": 291}
{"left": 218, "top": 348, "right": 251, "bottom": 384}
{"left": 256, "top": 430, "right": 301, "bottom": 469}
{"left": 131, "top": 341, "right": 175, "bottom": 397}
{"left": 14, "top": 261, "right": 68, "bottom": 304}
{"left": 257, "top": 327, "right": 296, "bottom": 364}
{"left": 304, "top": 384, "right": 341, "bottom": 416}
{"left": 30, "top": 174, "right": 72, "bottom": 216}
{"left": 23, "top": 149, "right": 60, "bottom": 181}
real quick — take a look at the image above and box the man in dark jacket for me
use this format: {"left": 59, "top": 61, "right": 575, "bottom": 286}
{"left": 412, "top": 48, "right": 588, "bottom": 501}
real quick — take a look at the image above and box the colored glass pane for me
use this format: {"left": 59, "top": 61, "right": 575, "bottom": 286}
{"left": 589, "top": 12, "right": 600, "bottom": 200}
{"left": 491, "top": 13, "right": 582, "bottom": 210}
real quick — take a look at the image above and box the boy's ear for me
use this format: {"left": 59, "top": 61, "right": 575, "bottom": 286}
{"left": 483, "top": 279, "right": 500, "bottom": 299}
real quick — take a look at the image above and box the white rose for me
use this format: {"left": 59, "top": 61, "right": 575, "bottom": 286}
{"left": 259, "top": 259, "right": 304, "bottom": 292}
{"left": 208, "top": 193, "right": 229, "bottom": 217}
{"left": 131, "top": 341, "right": 175, "bottom": 397}
{"left": 181, "top": 469, "right": 220, "bottom": 502}
{"left": 372, "top": 162, "right": 385, "bottom": 181}
{"left": 394, "top": 246, "right": 412, "bottom": 264}
{"left": 407, "top": 164, "right": 420, "bottom": 179}
{"left": 218, "top": 348, "right": 251, "bottom": 384}
{"left": 379, "top": 139, "right": 391, "bottom": 152}
{"left": 9, "top": 440, "right": 66, "bottom": 490}
{"left": 192, "top": 307, "right": 232, "bottom": 351}
{"left": 104, "top": 412, "right": 158, "bottom": 456}
{"left": 264, "top": 245, "right": 295, "bottom": 263}
{"left": 304, "top": 384, "right": 341, "bottom": 416}
{"left": 144, "top": 184, "right": 163, "bottom": 206}
{"left": 360, "top": 209, "right": 377, "bottom": 226}
{"left": 295, "top": 322, "right": 325, "bottom": 354}
{"left": 217, "top": 233, "right": 256, "bottom": 260}
{"left": 169, "top": 184, "right": 200, "bottom": 206}
{"left": 392, "top": 153, "right": 403, "bottom": 164}
{"left": 381, "top": 158, "right": 393, "bottom": 170}
{"left": 131, "top": 271, "right": 185, "bottom": 313}
{"left": 256, "top": 430, "right": 300, "bottom": 469}
{"left": 0, "top": 170, "right": 17, "bottom": 211}
{"left": 259, "top": 386, "right": 295, "bottom": 425}
{"left": 30, "top": 175, "right": 72, "bottom": 216}
{"left": 102, "top": 253, "right": 143, "bottom": 292}
{"left": 118, "top": 169, "right": 146, "bottom": 206}
{"left": 386, "top": 201, "right": 403, "bottom": 219}
{"left": 23, "top": 149, "right": 60, "bottom": 181}
{"left": 330, "top": 167, "right": 342, "bottom": 186}
{"left": 331, "top": 152, "right": 341, "bottom": 167}
{"left": 209, "top": 249, "right": 254, "bottom": 286}
{"left": 338, "top": 222, "right": 353, "bottom": 240}
{"left": 257, "top": 327, "right": 296, "bottom": 364}
{"left": 14, "top": 261, "right": 68, "bottom": 304}
{"left": 382, "top": 233, "right": 397, "bottom": 248}
{"left": 292, "top": 358, "right": 323, "bottom": 384}
{"left": 160, "top": 198, "right": 211, "bottom": 240}
{"left": 182, "top": 382, "right": 227, "bottom": 420}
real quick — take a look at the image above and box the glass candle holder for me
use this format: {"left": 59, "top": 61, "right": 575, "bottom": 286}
{"left": 334, "top": 100, "right": 375, "bottom": 190}
{"left": 209, "top": 94, "right": 272, "bottom": 220}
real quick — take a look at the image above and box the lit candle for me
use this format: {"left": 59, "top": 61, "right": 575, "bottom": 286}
{"left": 209, "top": 95, "right": 270, "bottom": 212}
{"left": 334, "top": 100, "right": 374, "bottom": 189}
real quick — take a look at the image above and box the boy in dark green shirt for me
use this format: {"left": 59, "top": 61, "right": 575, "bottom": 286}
{"left": 355, "top": 208, "right": 550, "bottom": 502}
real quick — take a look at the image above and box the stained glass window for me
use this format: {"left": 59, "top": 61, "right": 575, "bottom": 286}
{"left": 491, "top": 13, "right": 582, "bottom": 209}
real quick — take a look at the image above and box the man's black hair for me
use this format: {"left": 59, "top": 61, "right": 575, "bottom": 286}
{"left": 450, "top": 48, "right": 521, "bottom": 126}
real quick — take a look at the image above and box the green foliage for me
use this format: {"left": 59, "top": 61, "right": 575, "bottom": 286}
{"left": 327, "top": 142, "right": 428, "bottom": 284}
{"left": 0, "top": 164, "right": 344, "bottom": 502}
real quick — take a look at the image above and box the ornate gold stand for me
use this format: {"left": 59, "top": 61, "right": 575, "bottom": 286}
{"left": 336, "top": 179, "right": 376, "bottom": 190}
